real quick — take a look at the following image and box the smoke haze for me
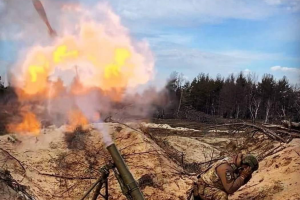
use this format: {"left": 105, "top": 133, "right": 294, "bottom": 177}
{"left": 1, "top": 0, "right": 160, "bottom": 145}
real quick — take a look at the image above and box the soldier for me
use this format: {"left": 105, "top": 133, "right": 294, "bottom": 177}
{"left": 190, "top": 153, "right": 258, "bottom": 200}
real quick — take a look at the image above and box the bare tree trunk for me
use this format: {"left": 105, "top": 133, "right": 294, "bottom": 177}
{"left": 249, "top": 105, "right": 254, "bottom": 123}
{"left": 211, "top": 103, "right": 216, "bottom": 116}
{"left": 176, "top": 88, "right": 183, "bottom": 118}
{"left": 236, "top": 105, "right": 240, "bottom": 119}
{"left": 254, "top": 99, "right": 261, "bottom": 123}
{"left": 175, "top": 73, "right": 184, "bottom": 118}
{"left": 281, "top": 106, "right": 286, "bottom": 119}
{"left": 265, "top": 99, "right": 272, "bottom": 124}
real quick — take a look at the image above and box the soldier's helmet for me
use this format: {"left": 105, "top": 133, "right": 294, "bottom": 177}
{"left": 242, "top": 154, "right": 259, "bottom": 171}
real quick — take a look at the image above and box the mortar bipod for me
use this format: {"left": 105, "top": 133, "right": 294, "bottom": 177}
{"left": 79, "top": 163, "right": 113, "bottom": 200}
{"left": 79, "top": 162, "right": 144, "bottom": 200}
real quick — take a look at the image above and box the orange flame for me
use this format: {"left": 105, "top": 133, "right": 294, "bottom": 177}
{"left": 67, "top": 110, "right": 88, "bottom": 131}
{"left": 15, "top": 21, "right": 153, "bottom": 100}
{"left": 24, "top": 53, "right": 50, "bottom": 95}
{"left": 7, "top": 112, "right": 41, "bottom": 135}
{"left": 53, "top": 45, "right": 79, "bottom": 64}
{"left": 11, "top": 5, "right": 154, "bottom": 135}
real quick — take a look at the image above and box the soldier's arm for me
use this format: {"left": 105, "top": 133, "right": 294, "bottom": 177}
{"left": 216, "top": 163, "right": 245, "bottom": 194}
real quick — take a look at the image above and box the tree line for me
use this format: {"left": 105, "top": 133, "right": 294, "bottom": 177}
{"left": 162, "top": 72, "right": 300, "bottom": 123}
{"left": 1, "top": 73, "right": 300, "bottom": 125}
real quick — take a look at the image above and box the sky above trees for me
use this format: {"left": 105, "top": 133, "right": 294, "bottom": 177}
{"left": 0, "top": 0, "right": 299, "bottom": 87}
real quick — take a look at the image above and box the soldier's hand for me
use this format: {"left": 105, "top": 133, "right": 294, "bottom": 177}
{"left": 240, "top": 166, "right": 252, "bottom": 180}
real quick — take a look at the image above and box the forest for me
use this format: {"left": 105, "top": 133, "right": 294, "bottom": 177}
{"left": 1, "top": 72, "right": 300, "bottom": 125}
{"left": 160, "top": 72, "right": 300, "bottom": 123}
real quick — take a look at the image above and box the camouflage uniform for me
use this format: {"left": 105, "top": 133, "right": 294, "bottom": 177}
{"left": 190, "top": 154, "right": 258, "bottom": 200}
{"left": 193, "top": 159, "right": 229, "bottom": 200}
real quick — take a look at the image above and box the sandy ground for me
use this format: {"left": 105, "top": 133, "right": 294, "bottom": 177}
{"left": 1, "top": 122, "right": 299, "bottom": 200}
{"left": 0, "top": 123, "right": 192, "bottom": 200}
{"left": 142, "top": 122, "right": 201, "bottom": 132}
{"left": 231, "top": 138, "right": 300, "bottom": 200}
{"left": 162, "top": 136, "right": 221, "bottom": 163}
{"left": 142, "top": 122, "right": 300, "bottom": 200}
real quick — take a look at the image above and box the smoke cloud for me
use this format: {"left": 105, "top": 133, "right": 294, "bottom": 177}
{"left": 2, "top": 0, "right": 158, "bottom": 146}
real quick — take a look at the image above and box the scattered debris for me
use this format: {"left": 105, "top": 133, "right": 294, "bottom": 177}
{"left": 0, "top": 169, "right": 35, "bottom": 200}
{"left": 0, "top": 123, "right": 192, "bottom": 199}
{"left": 7, "top": 135, "right": 22, "bottom": 144}
{"left": 0, "top": 120, "right": 299, "bottom": 199}
{"left": 208, "top": 122, "right": 295, "bottom": 143}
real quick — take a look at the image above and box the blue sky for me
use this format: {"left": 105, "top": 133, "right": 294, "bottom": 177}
{"left": 0, "top": 0, "right": 300, "bottom": 86}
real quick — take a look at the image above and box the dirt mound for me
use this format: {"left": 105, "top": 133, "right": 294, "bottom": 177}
{"left": 163, "top": 136, "right": 221, "bottom": 163}
{"left": 1, "top": 121, "right": 299, "bottom": 200}
{"left": 140, "top": 122, "right": 299, "bottom": 199}
{"left": 231, "top": 139, "right": 300, "bottom": 200}
{"left": 0, "top": 123, "right": 192, "bottom": 200}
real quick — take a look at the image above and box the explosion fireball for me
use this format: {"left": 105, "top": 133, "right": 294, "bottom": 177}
{"left": 7, "top": 3, "right": 154, "bottom": 135}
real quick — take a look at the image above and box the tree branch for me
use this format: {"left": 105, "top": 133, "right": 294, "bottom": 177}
{"left": 0, "top": 148, "right": 26, "bottom": 172}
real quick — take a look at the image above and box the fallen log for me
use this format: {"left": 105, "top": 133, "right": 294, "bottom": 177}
{"left": 263, "top": 124, "right": 300, "bottom": 134}
{"left": 208, "top": 122, "right": 288, "bottom": 143}
{"left": 281, "top": 120, "right": 300, "bottom": 129}
{"left": 290, "top": 133, "right": 300, "bottom": 138}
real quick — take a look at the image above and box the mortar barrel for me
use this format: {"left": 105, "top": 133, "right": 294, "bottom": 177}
{"left": 106, "top": 143, "right": 145, "bottom": 200}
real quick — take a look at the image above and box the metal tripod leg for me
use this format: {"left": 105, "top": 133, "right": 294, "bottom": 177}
{"left": 92, "top": 177, "right": 109, "bottom": 200}
{"left": 92, "top": 180, "right": 103, "bottom": 200}
{"left": 92, "top": 178, "right": 109, "bottom": 200}
{"left": 79, "top": 165, "right": 111, "bottom": 200}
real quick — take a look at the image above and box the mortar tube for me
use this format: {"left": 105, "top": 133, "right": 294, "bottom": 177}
{"left": 106, "top": 143, "right": 145, "bottom": 200}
